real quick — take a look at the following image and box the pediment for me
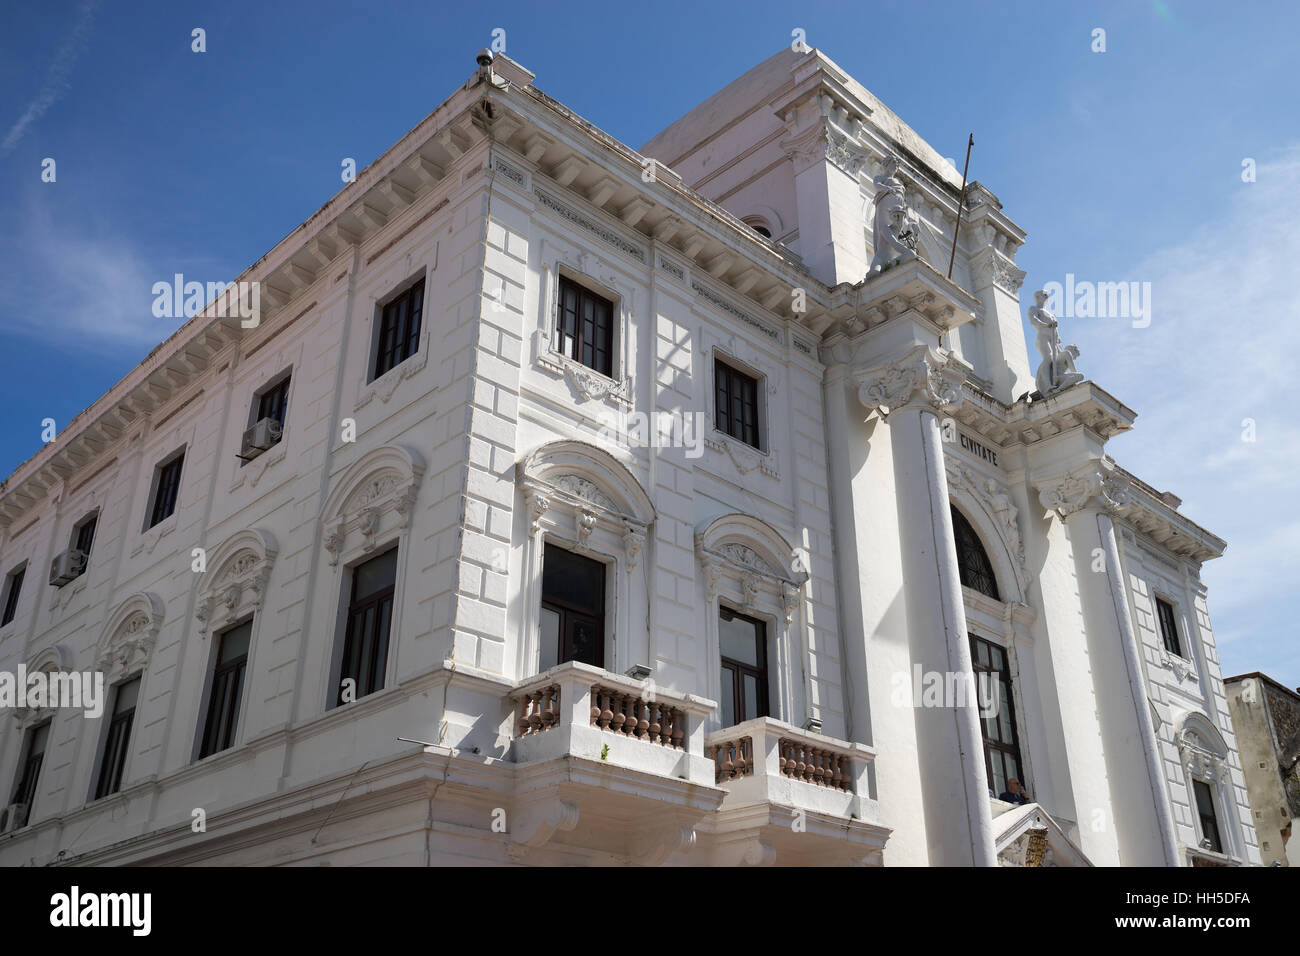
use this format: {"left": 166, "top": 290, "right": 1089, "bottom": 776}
{"left": 994, "top": 804, "right": 1092, "bottom": 867}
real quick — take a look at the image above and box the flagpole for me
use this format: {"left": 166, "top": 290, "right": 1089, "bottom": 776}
{"left": 947, "top": 134, "right": 974, "bottom": 280}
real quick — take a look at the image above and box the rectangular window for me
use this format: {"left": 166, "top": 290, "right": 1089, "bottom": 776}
{"left": 199, "top": 620, "right": 252, "bottom": 758}
{"left": 970, "top": 634, "right": 1024, "bottom": 799}
{"left": 373, "top": 278, "right": 425, "bottom": 380}
{"left": 148, "top": 453, "right": 185, "bottom": 528}
{"left": 539, "top": 543, "right": 605, "bottom": 669}
{"left": 256, "top": 375, "right": 291, "bottom": 427}
{"left": 74, "top": 514, "right": 97, "bottom": 558}
{"left": 337, "top": 548, "right": 398, "bottom": 705}
{"left": 714, "top": 358, "right": 761, "bottom": 449}
{"left": 94, "top": 677, "right": 140, "bottom": 799}
{"left": 9, "top": 720, "right": 51, "bottom": 820}
{"left": 718, "top": 607, "right": 769, "bottom": 727}
{"left": 1, "top": 565, "right": 24, "bottom": 626}
{"left": 556, "top": 275, "right": 614, "bottom": 377}
{"left": 1193, "top": 779, "right": 1223, "bottom": 853}
{"left": 1156, "top": 597, "right": 1183, "bottom": 657}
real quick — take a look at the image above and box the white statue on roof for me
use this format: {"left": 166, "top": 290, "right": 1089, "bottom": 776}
{"left": 869, "top": 155, "right": 921, "bottom": 274}
{"left": 1027, "top": 289, "right": 1084, "bottom": 397}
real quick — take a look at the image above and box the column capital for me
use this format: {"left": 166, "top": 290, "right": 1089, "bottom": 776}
{"left": 1036, "top": 459, "right": 1131, "bottom": 520}
{"left": 855, "top": 345, "right": 967, "bottom": 417}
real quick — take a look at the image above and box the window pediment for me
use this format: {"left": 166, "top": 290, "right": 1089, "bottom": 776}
{"left": 194, "top": 529, "right": 278, "bottom": 638}
{"left": 321, "top": 444, "right": 425, "bottom": 566}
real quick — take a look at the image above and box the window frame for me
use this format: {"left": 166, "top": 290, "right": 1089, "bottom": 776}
{"left": 145, "top": 450, "right": 186, "bottom": 530}
{"left": 93, "top": 676, "right": 141, "bottom": 800}
{"left": 1, "top": 563, "right": 26, "bottom": 626}
{"left": 1155, "top": 596, "right": 1184, "bottom": 658}
{"left": 970, "top": 632, "right": 1026, "bottom": 800}
{"left": 198, "top": 619, "right": 252, "bottom": 759}
{"left": 554, "top": 274, "right": 616, "bottom": 379}
{"left": 1192, "top": 777, "right": 1224, "bottom": 854}
{"left": 333, "top": 547, "right": 399, "bottom": 707}
{"left": 713, "top": 355, "right": 764, "bottom": 451}
{"left": 9, "top": 718, "right": 51, "bottom": 818}
{"left": 952, "top": 506, "right": 1001, "bottom": 601}
{"left": 252, "top": 370, "right": 292, "bottom": 429}
{"left": 539, "top": 542, "right": 607, "bottom": 670}
{"left": 370, "top": 276, "right": 426, "bottom": 382}
{"left": 718, "top": 605, "right": 770, "bottom": 727}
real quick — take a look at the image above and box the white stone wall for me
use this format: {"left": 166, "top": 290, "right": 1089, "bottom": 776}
{"left": 1119, "top": 529, "right": 1261, "bottom": 864}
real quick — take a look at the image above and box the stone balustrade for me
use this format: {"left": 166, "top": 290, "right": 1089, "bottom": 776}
{"left": 509, "top": 661, "right": 717, "bottom": 786}
{"left": 778, "top": 737, "right": 851, "bottom": 792}
{"left": 707, "top": 736, "right": 754, "bottom": 783}
{"left": 589, "top": 686, "right": 685, "bottom": 749}
{"left": 704, "top": 717, "right": 879, "bottom": 822}
{"left": 516, "top": 684, "right": 561, "bottom": 737}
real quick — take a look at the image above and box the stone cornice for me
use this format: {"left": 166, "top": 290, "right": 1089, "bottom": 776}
{"left": 951, "top": 381, "right": 1135, "bottom": 449}
{"left": 1111, "top": 463, "right": 1225, "bottom": 563}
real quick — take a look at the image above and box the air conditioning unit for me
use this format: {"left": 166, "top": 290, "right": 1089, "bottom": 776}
{"left": 49, "top": 549, "right": 87, "bottom": 587}
{"left": 240, "top": 418, "right": 284, "bottom": 461}
{"left": 0, "top": 802, "right": 29, "bottom": 833}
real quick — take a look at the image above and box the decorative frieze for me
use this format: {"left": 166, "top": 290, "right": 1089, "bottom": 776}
{"left": 1037, "top": 460, "right": 1130, "bottom": 520}
{"left": 692, "top": 280, "right": 783, "bottom": 343}
{"left": 856, "top": 346, "right": 966, "bottom": 418}
{"left": 534, "top": 189, "right": 647, "bottom": 264}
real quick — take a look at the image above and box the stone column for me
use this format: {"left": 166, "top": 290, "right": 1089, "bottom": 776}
{"left": 856, "top": 345, "right": 997, "bottom": 866}
{"left": 1038, "top": 461, "right": 1182, "bottom": 866}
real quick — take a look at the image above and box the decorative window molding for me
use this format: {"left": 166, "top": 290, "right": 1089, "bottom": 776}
{"left": 96, "top": 592, "right": 164, "bottom": 686}
{"left": 194, "top": 529, "right": 278, "bottom": 639}
{"left": 356, "top": 268, "right": 433, "bottom": 410}
{"left": 700, "top": 335, "right": 783, "bottom": 481}
{"left": 515, "top": 440, "right": 654, "bottom": 679}
{"left": 695, "top": 513, "right": 808, "bottom": 728}
{"left": 10, "top": 644, "right": 72, "bottom": 728}
{"left": 1173, "top": 709, "right": 1245, "bottom": 860}
{"left": 321, "top": 445, "right": 425, "bottom": 568}
{"left": 945, "top": 459, "right": 1030, "bottom": 599}
{"left": 531, "top": 239, "right": 634, "bottom": 408}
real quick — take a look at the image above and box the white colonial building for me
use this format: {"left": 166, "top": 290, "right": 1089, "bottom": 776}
{"left": 0, "top": 47, "right": 1260, "bottom": 866}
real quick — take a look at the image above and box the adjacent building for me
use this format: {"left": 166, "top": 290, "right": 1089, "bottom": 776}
{"left": 0, "top": 47, "right": 1261, "bottom": 866}
{"left": 1225, "top": 673, "right": 1299, "bottom": 866}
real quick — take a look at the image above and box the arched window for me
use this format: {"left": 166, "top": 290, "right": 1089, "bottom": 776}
{"left": 742, "top": 217, "right": 772, "bottom": 239}
{"left": 952, "top": 506, "right": 1000, "bottom": 600}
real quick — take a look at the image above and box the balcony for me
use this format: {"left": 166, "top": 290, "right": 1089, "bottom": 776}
{"left": 507, "top": 661, "right": 722, "bottom": 863}
{"left": 703, "top": 717, "right": 889, "bottom": 865}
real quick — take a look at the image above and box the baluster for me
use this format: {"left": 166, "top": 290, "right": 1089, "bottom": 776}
{"left": 796, "top": 743, "right": 808, "bottom": 782}
{"left": 610, "top": 692, "right": 626, "bottom": 734}
{"left": 648, "top": 701, "right": 662, "bottom": 744}
{"left": 812, "top": 748, "right": 825, "bottom": 785}
{"left": 518, "top": 698, "right": 531, "bottom": 737}
{"left": 670, "top": 708, "right": 684, "bottom": 749}
{"left": 527, "top": 691, "right": 544, "bottom": 734}
{"left": 542, "top": 686, "right": 558, "bottom": 729}
{"left": 661, "top": 707, "right": 675, "bottom": 748}
{"left": 636, "top": 698, "right": 650, "bottom": 739}
{"left": 599, "top": 690, "right": 614, "bottom": 730}
{"left": 832, "top": 755, "right": 845, "bottom": 791}
{"left": 720, "top": 741, "right": 734, "bottom": 780}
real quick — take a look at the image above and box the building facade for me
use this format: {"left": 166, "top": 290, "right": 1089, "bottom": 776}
{"left": 0, "top": 47, "right": 1260, "bottom": 866}
{"left": 1225, "top": 674, "right": 1300, "bottom": 866}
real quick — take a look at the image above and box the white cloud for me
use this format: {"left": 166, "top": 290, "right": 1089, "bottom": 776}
{"left": 1, "top": 0, "right": 98, "bottom": 155}
{"left": 0, "top": 201, "right": 234, "bottom": 353}
{"left": 1080, "top": 145, "right": 1300, "bottom": 683}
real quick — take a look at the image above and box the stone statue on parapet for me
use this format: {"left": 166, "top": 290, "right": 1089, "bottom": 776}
{"left": 1027, "top": 289, "right": 1084, "bottom": 397}
{"left": 869, "top": 155, "right": 921, "bottom": 274}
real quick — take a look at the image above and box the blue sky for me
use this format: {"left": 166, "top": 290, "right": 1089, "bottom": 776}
{"left": 1, "top": 0, "right": 1296, "bottom": 685}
